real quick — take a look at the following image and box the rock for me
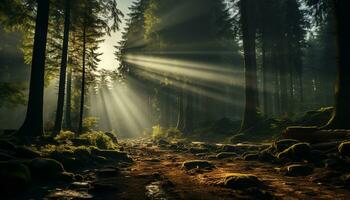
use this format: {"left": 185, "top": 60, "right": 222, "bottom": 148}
{"left": 104, "top": 132, "right": 118, "bottom": 144}
{"left": 273, "top": 139, "right": 300, "bottom": 152}
{"left": 338, "top": 141, "right": 350, "bottom": 158}
{"left": 221, "top": 145, "right": 236, "bottom": 152}
{"left": 258, "top": 150, "right": 276, "bottom": 162}
{"left": 216, "top": 152, "right": 238, "bottom": 159}
{"left": 58, "top": 172, "right": 75, "bottom": 182}
{"left": 29, "top": 158, "right": 65, "bottom": 180}
{"left": 0, "top": 161, "right": 31, "bottom": 195}
{"left": 285, "top": 164, "right": 313, "bottom": 176}
{"left": 189, "top": 147, "right": 209, "bottom": 154}
{"left": 91, "top": 149, "right": 132, "bottom": 162}
{"left": 182, "top": 160, "right": 213, "bottom": 170}
{"left": 243, "top": 153, "right": 259, "bottom": 161}
{"left": 74, "top": 147, "right": 91, "bottom": 161}
{"left": 92, "top": 181, "right": 119, "bottom": 192}
{"left": 47, "top": 189, "right": 93, "bottom": 199}
{"left": 0, "top": 140, "right": 16, "bottom": 151}
{"left": 277, "top": 143, "right": 311, "bottom": 161}
{"left": 14, "top": 146, "right": 41, "bottom": 158}
{"left": 97, "top": 168, "right": 120, "bottom": 178}
{"left": 223, "top": 173, "right": 262, "bottom": 189}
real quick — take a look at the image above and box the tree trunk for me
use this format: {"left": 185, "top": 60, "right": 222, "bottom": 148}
{"left": 17, "top": 0, "right": 50, "bottom": 137}
{"left": 78, "top": 22, "right": 87, "bottom": 134}
{"left": 54, "top": 0, "right": 71, "bottom": 133}
{"left": 324, "top": 0, "right": 350, "bottom": 129}
{"left": 239, "top": 0, "right": 260, "bottom": 132}
{"left": 176, "top": 87, "right": 184, "bottom": 131}
{"left": 65, "top": 63, "right": 72, "bottom": 130}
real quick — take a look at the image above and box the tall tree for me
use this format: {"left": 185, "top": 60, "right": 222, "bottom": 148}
{"left": 239, "top": 0, "right": 260, "bottom": 131}
{"left": 54, "top": 0, "right": 71, "bottom": 133}
{"left": 17, "top": 0, "right": 50, "bottom": 136}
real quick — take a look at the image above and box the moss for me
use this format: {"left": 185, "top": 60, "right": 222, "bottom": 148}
{"left": 79, "top": 131, "right": 117, "bottom": 150}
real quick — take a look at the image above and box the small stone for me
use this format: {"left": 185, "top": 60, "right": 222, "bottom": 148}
{"left": 189, "top": 147, "right": 209, "bottom": 154}
{"left": 223, "top": 173, "right": 263, "bottom": 189}
{"left": 182, "top": 160, "right": 213, "bottom": 170}
{"left": 216, "top": 152, "right": 238, "bottom": 159}
{"left": 243, "top": 153, "right": 259, "bottom": 161}
{"left": 285, "top": 164, "right": 313, "bottom": 176}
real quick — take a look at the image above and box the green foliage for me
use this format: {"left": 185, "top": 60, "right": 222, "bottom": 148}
{"left": 82, "top": 117, "right": 99, "bottom": 131}
{"left": 54, "top": 131, "right": 75, "bottom": 142}
{"left": 151, "top": 125, "right": 182, "bottom": 140}
{"left": 79, "top": 131, "right": 116, "bottom": 149}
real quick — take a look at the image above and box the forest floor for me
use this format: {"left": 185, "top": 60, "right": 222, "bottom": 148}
{"left": 15, "top": 138, "right": 349, "bottom": 200}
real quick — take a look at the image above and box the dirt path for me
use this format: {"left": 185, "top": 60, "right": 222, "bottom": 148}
{"left": 92, "top": 139, "right": 350, "bottom": 200}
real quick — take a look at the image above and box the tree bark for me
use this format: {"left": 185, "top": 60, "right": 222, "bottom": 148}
{"left": 17, "top": 0, "right": 50, "bottom": 137}
{"left": 78, "top": 22, "right": 87, "bottom": 134}
{"left": 54, "top": 0, "right": 71, "bottom": 133}
{"left": 324, "top": 0, "right": 350, "bottom": 129}
{"left": 65, "top": 63, "right": 72, "bottom": 130}
{"left": 239, "top": 0, "right": 260, "bottom": 132}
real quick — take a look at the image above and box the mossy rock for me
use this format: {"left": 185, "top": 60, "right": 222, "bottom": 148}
{"left": 277, "top": 143, "right": 311, "bottom": 161}
{"left": 243, "top": 153, "right": 259, "bottom": 161}
{"left": 91, "top": 149, "right": 132, "bottom": 162}
{"left": 273, "top": 139, "right": 300, "bottom": 152}
{"left": 74, "top": 147, "right": 92, "bottom": 161}
{"left": 338, "top": 141, "right": 350, "bottom": 158}
{"left": 29, "top": 158, "right": 65, "bottom": 180}
{"left": 182, "top": 160, "right": 213, "bottom": 170}
{"left": 71, "top": 138, "right": 91, "bottom": 146}
{"left": 223, "top": 173, "right": 263, "bottom": 189}
{"left": 285, "top": 164, "right": 313, "bottom": 176}
{"left": 0, "top": 161, "right": 31, "bottom": 195}
{"left": 216, "top": 152, "right": 238, "bottom": 159}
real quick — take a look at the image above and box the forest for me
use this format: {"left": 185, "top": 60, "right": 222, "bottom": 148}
{"left": 0, "top": 0, "right": 350, "bottom": 199}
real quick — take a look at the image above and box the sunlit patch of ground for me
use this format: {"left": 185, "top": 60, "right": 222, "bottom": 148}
{"left": 91, "top": 138, "right": 350, "bottom": 200}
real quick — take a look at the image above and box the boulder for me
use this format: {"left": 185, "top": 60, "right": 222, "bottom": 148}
{"left": 182, "top": 160, "right": 213, "bottom": 170}
{"left": 243, "top": 153, "right": 259, "bottom": 161}
{"left": 216, "top": 152, "right": 238, "bottom": 159}
{"left": 29, "top": 158, "right": 65, "bottom": 180}
{"left": 277, "top": 143, "right": 311, "bottom": 161}
{"left": 0, "top": 161, "right": 31, "bottom": 195}
{"left": 273, "top": 139, "right": 300, "bottom": 152}
{"left": 338, "top": 141, "right": 350, "bottom": 158}
{"left": 96, "top": 168, "right": 120, "bottom": 178}
{"left": 285, "top": 164, "right": 313, "bottom": 176}
{"left": 223, "top": 173, "right": 263, "bottom": 189}
{"left": 91, "top": 149, "right": 132, "bottom": 162}
{"left": 258, "top": 150, "right": 276, "bottom": 162}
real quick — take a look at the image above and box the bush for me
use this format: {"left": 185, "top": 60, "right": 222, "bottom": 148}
{"left": 83, "top": 117, "right": 99, "bottom": 131}
{"left": 79, "top": 131, "right": 116, "bottom": 150}
{"left": 152, "top": 125, "right": 167, "bottom": 140}
{"left": 55, "top": 131, "right": 75, "bottom": 142}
